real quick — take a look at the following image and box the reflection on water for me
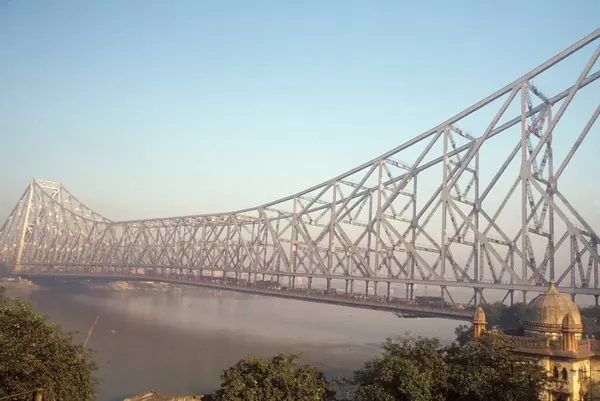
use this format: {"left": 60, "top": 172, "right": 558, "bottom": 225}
{"left": 6, "top": 285, "right": 460, "bottom": 401}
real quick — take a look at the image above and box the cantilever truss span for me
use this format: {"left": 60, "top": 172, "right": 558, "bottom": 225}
{"left": 1, "top": 29, "right": 599, "bottom": 306}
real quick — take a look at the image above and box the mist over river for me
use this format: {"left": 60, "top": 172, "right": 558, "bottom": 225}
{"left": 5, "top": 284, "right": 461, "bottom": 401}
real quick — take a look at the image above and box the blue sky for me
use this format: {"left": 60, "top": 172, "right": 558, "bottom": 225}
{"left": 0, "top": 0, "right": 598, "bottom": 222}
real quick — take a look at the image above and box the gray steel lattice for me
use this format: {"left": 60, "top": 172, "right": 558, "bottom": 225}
{"left": 1, "top": 29, "right": 599, "bottom": 305}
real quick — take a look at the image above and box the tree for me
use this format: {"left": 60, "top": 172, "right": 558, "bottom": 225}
{"left": 580, "top": 307, "right": 600, "bottom": 339}
{"left": 353, "top": 335, "right": 550, "bottom": 401}
{"left": 445, "top": 335, "right": 549, "bottom": 401}
{"left": 453, "top": 324, "right": 473, "bottom": 346}
{"left": 352, "top": 338, "right": 449, "bottom": 401}
{"left": 214, "top": 353, "right": 335, "bottom": 401}
{"left": 0, "top": 296, "right": 98, "bottom": 401}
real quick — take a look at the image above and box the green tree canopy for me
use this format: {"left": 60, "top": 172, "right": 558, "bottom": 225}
{"left": 352, "top": 335, "right": 550, "bottom": 401}
{"left": 445, "top": 335, "right": 549, "bottom": 401}
{"left": 0, "top": 296, "right": 98, "bottom": 401}
{"left": 214, "top": 353, "right": 335, "bottom": 401}
{"left": 352, "top": 337, "right": 448, "bottom": 401}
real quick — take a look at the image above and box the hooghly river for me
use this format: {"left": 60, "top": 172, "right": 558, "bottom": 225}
{"left": 5, "top": 284, "right": 461, "bottom": 401}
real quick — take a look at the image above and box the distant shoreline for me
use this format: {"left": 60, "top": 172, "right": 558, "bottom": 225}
{"left": 0, "top": 277, "right": 40, "bottom": 291}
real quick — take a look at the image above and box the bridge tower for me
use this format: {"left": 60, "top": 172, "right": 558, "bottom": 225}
{"left": 14, "top": 180, "right": 34, "bottom": 272}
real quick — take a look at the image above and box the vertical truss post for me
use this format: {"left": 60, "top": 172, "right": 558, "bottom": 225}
{"left": 290, "top": 198, "right": 298, "bottom": 287}
{"left": 261, "top": 221, "right": 268, "bottom": 274}
{"left": 411, "top": 174, "right": 417, "bottom": 282}
{"left": 520, "top": 84, "right": 529, "bottom": 293}
{"left": 474, "top": 149, "right": 481, "bottom": 283}
{"left": 374, "top": 162, "right": 384, "bottom": 276}
{"left": 328, "top": 182, "right": 337, "bottom": 276}
{"left": 224, "top": 219, "right": 231, "bottom": 273}
{"left": 441, "top": 127, "right": 449, "bottom": 278}
{"left": 275, "top": 216, "right": 282, "bottom": 276}
{"left": 594, "top": 238, "right": 599, "bottom": 289}
{"left": 571, "top": 235, "right": 577, "bottom": 287}
{"left": 367, "top": 190, "right": 373, "bottom": 272}
{"left": 547, "top": 105, "right": 556, "bottom": 281}
{"left": 14, "top": 181, "right": 34, "bottom": 272}
{"left": 199, "top": 220, "right": 207, "bottom": 271}
{"left": 255, "top": 218, "right": 261, "bottom": 276}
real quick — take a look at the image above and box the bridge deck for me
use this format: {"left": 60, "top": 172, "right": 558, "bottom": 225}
{"left": 12, "top": 272, "right": 473, "bottom": 321}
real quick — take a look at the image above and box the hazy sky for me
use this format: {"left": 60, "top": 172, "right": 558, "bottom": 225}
{"left": 0, "top": 0, "right": 598, "bottom": 223}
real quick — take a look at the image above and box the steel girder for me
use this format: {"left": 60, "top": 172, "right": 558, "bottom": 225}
{"left": 1, "top": 29, "right": 599, "bottom": 305}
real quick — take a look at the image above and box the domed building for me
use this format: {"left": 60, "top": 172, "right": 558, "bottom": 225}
{"left": 522, "top": 281, "right": 583, "bottom": 340}
{"left": 472, "top": 281, "right": 598, "bottom": 401}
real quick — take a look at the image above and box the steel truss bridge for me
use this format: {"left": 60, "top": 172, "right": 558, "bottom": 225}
{"left": 1, "top": 29, "right": 599, "bottom": 319}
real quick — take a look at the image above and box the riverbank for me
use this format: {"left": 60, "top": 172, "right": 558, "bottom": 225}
{"left": 0, "top": 276, "right": 39, "bottom": 290}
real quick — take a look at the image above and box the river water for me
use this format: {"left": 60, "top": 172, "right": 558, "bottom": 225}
{"left": 5, "top": 284, "right": 461, "bottom": 401}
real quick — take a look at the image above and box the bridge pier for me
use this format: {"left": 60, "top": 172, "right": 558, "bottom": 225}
{"left": 522, "top": 291, "right": 527, "bottom": 303}
{"left": 308, "top": 277, "right": 313, "bottom": 291}
{"left": 365, "top": 280, "right": 369, "bottom": 296}
{"left": 386, "top": 282, "right": 391, "bottom": 301}
{"left": 510, "top": 290, "right": 514, "bottom": 306}
{"left": 373, "top": 281, "right": 378, "bottom": 297}
{"left": 345, "top": 279, "right": 349, "bottom": 295}
{"left": 595, "top": 295, "right": 599, "bottom": 307}
{"left": 473, "top": 288, "right": 479, "bottom": 307}
{"left": 571, "top": 293, "right": 576, "bottom": 302}
{"left": 326, "top": 278, "right": 331, "bottom": 293}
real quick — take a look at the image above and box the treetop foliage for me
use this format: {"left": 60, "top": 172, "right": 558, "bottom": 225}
{"left": 0, "top": 295, "right": 98, "bottom": 401}
{"left": 212, "top": 335, "right": 551, "bottom": 401}
{"left": 350, "top": 335, "right": 548, "bottom": 401}
{"left": 214, "top": 353, "right": 336, "bottom": 401}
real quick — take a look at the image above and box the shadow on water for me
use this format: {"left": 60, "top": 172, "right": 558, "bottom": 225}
{"left": 5, "top": 282, "right": 459, "bottom": 400}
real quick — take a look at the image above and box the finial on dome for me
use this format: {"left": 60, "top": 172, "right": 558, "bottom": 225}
{"left": 549, "top": 280, "right": 555, "bottom": 288}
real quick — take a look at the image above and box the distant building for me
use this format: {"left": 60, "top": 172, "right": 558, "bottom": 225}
{"left": 123, "top": 390, "right": 209, "bottom": 401}
{"left": 472, "top": 280, "right": 597, "bottom": 401}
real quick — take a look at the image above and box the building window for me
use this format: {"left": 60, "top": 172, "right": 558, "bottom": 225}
{"left": 561, "top": 367, "right": 568, "bottom": 382}
{"left": 553, "top": 366, "right": 559, "bottom": 380}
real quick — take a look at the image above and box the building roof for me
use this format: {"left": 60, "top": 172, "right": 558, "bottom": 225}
{"left": 123, "top": 391, "right": 207, "bottom": 401}
{"left": 522, "top": 280, "right": 582, "bottom": 336}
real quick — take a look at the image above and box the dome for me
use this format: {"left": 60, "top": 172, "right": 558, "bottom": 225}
{"left": 562, "top": 311, "right": 583, "bottom": 333}
{"left": 522, "top": 280, "right": 582, "bottom": 338}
